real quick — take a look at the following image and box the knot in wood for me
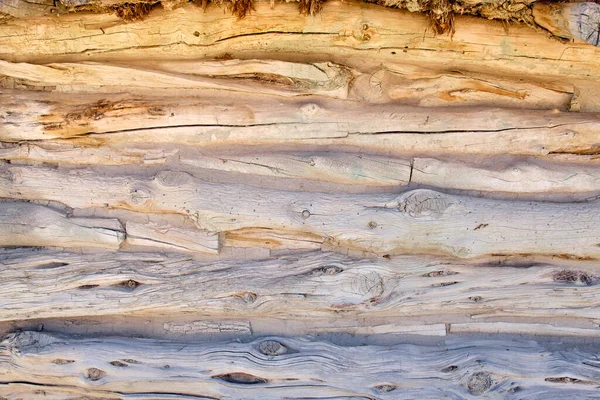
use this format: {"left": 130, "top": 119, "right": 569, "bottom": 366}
{"left": 466, "top": 372, "right": 492, "bottom": 394}
{"left": 86, "top": 367, "right": 106, "bottom": 381}
{"left": 300, "top": 103, "right": 320, "bottom": 119}
{"left": 258, "top": 340, "right": 287, "bottom": 356}
{"left": 301, "top": 210, "right": 311, "bottom": 219}
{"left": 129, "top": 188, "right": 151, "bottom": 205}
{"left": 155, "top": 170, "right": 192, "bottom": 187}
{"left": 398, "top": 190, "right": 449, "bottom": 218}
{"left": 374, "top": 384, "right": 396, "bottom": 393}
{"left": 240, "top": 291, "right": 257, "bottom": 303}
{"left": 311, "top": 265, "right": 343, "bottom": 276}
{"left": 367, "top": 221, "right": 378, "bottom": 229}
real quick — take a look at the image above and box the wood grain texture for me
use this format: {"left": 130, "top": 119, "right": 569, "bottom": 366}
{"left": 2, "top": 90, "right": 599, "bottom": 160}
{"left": 0, "top": 60, "right": 353, "bottom": 99}
{"left": 125, "top": 221, "right": 220, "bottom": 254}
{"left": 0, "top": 201, "right": 124, "bottom": 250}
{"left": 2, "top": 249, "right": 600, "bottom": 326}
{"left": 2, "top": 331, "right": 600, "bottom": 399}
{"left": 180, "top": 153, "right": 412, "bottom": 188}
{"left": 1, "top": 59, "right": 577, "bottom": 110}
{"left": 2, "top": 165, "right": 600, "bottom": 257}
{"left": 411, "top": 157, "right": 600, "bottom": 195}
{"left": 1, "top": 0, "right": 599, "bottom": 85}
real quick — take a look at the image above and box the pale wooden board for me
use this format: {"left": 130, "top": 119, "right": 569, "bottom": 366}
{"left": 2, "top": 249, "right": 600, "bottom": 327}
{"left": 1, "top": 0, "right": 599, "bottom": 85}
{"left": 0, "top": 59, "right": 576, "bottom": 110}
{"left": 126, "top": 221, "right": 220, "bottom": 254}
{"left": 2, "top": 90, "right": 598, "bottom": 161}
{"left": 2, "top": 331, "right": 600, "bottom": 399}
{"left": 0, "top": 201, "right": 124, "bottom": 250}
{"left": 2, "top": 166, "right": 600, "bottom": 257}
{"left": 0, "top": 60, "right": 353, "bottom": 99}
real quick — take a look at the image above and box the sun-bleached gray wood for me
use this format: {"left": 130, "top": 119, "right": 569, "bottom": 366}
{"left": 0, "top": 201, "right": 124, "bottom": 250}
{"left": 1, "top": 331, "right": 600, "bottom": 399}
{"left": 2, "top": 249, "right": 600, "bottom": 328}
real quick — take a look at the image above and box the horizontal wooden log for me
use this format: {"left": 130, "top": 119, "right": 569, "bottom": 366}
{"left": 5, "top": 146, "right": 600, "bottom": 198}
{"left": 2, "top": 91, "right": 599, "bottom": 160}
{"left": 2, "top": 331, "right": 600, "bottom": 399}
{"left": 0, "top": 201, "right": 124, "bottom": 250}
{"left": 1, "top": 0, "right": 599, "bottom": 86}
{"left": 2, "top": 165, "right": 600, "bottom": 257}
{"left": 2, "top": 249, "right": 600, "bottom": 324}
{"left": 0, "top": 59, "right": 577, "bottom": 110}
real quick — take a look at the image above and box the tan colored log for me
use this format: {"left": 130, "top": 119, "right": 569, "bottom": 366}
{"left": 1, "top": 1, "right": 599, "bottom": 84}
{"left": 2, "top": 165, "right": 600, "bottom": 257}
{"left": 533, "top": 2, "right": 600, "bottom": 46}
{"left": 0, "top": 201, "right": 124, "bottom": 250}
{"left": 2, "top": 249, "right": 600, "bottom": 324}
{"left": 1, "top": 59, "right": 577, "bottom": 110}
{"left": 125, "top": 221, "right": 220, "bottom": 254}
{"left": 0, "top": 60, "right": 352, "bottom": 99}
{"left": 0, "top": 141, "right": 177, "bottom": 165}
{"left": 2, "top": 91, "right": 598, "bottom": 160}
{"left": 411, "top": 157, "right": 600, "bottom": 195}
{"left": 2, "top": 331, "right": 600, "bottom": 399}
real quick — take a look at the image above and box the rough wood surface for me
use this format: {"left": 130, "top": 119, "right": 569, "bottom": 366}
{"left": 125, "top": 221, "right": 220, "bottom": 253}
{"left": 2, "top": 90, "right": 599, "bottom": 160}
{"left": 2, "top": 166, "right": 600, "bottom": 257}
{"left": 2, "top": 331, "right": 600, "bottom": 399}
{"left": 2, "top": 0, "right": 600, "bottom": 388}
{"left": 2, "top": 249, "right": 600, "bottom": 328}
{"left": 0, "top": 202, "right": 124, "bottom": 250}
{"left": 1, "top": 0, "right": 600, "bottom": 111}
{"left": 0, "top": 59, "right": 577, "bottom": 110}
{"left": 533, "top": 2, "right": 600, "bottom": 46}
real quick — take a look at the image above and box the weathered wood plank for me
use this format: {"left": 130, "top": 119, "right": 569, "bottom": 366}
{"left": 0, "top": 60, "right": 353, "bottom": 99}
{"left": 2, "top": 249, "right": 600, "bottom": 324}
{"left": 1, "top": 331, "right": 600, "bottom": 399}
{"left": 1, "top": 0, "right": 599, "bottom": 85}
{"left": 180, "top": 153, "right": 412, "bottom": 188}
{"left": 1, "top": 59, "right": 577, "bottom": 110}
{"left": 0, "top": 141, "right": 177, "bottom": 165}
{"left": 2, "top": 165, "right": 600, "bottom": 257}
{"left": 353, "top": 62, "right": 575, "bottom": 109}
{"left": 411, "top": 157, "right": 600, "bottom": 195}
{"left": 125, "top": 221, "right": 220, "bottom": 253}
{"left": 2, "top": 91, "right": 598, "bottom": 160}
{"left": 0, "top": 201, "right": 124, "bottom": 250}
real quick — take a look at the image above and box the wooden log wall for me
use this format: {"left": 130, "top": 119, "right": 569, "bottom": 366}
{"left": 1, "top": 0, "right": 600, "bottom": 397}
